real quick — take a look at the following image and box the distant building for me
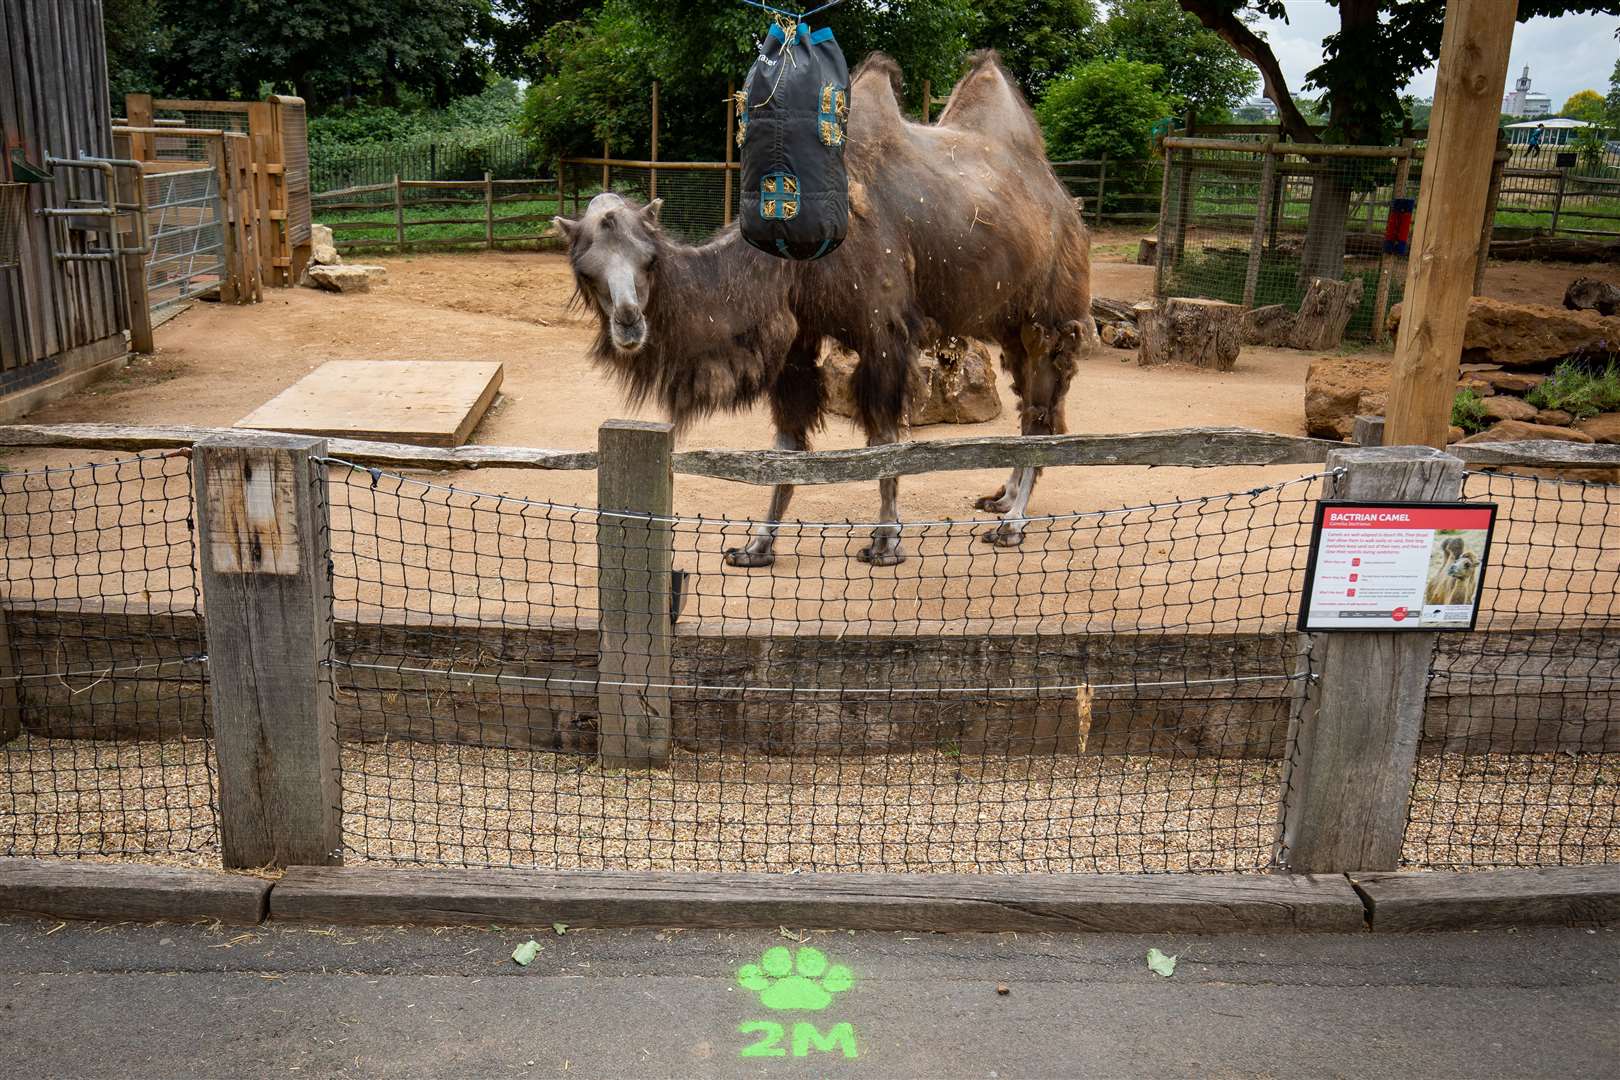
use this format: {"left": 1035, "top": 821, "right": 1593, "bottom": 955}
{"left": 1501, "top": 66, "right": 1553, "bottom": 118}
{"left": 1248, "top": 97, "right": 1278, "bottom": 120}
{"left": 1505, "top": 117, "right": 1590, "bottom": 147}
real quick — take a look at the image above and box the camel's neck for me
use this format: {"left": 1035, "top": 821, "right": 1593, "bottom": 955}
{"left": 601, "top": 228, "right": 798, "bottom": 429}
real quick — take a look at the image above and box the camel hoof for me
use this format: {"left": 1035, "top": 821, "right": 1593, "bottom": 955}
{"left": 724, "top": 546, "right": 776, "bottom": 568}
{"left": 975, "top": 495, "right": 1013, "bottom": 513}
{"left": 980, "top": 525, "right": 1025, "bottom": 548}
{"left": 856, "top": 545, "right": 906, "bottom": 567}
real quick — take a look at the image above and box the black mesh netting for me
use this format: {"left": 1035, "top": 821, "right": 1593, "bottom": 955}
{"left": 0, "top": 454, "right": 216, "bottom": 860}
{"left": 1405, "top": 470, "right": 1620, "bottom": 868}
{"left": 324, "top": 461, "right": 1325, "bottom": 873}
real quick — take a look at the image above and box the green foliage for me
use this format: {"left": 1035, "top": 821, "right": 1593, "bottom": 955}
{"left": 1036, "top": 58, "right": 1171, "bottom": 160}
{"left": 519, "top": 1, "right": 663, "bottom": 159}
{"left": 1526, "top": 362, "right": 1620, "bottom": 420}
{"left": 103, "top": 0, "right": 169, "bottom": 104}
{"left": 309, "top": 81, "right": 524, "bottom": 154}
{"left": 1098, "top": 0, "right": 1257, "bottom": 121}
{"left": 1451, "top": 390, "right": 1490, "bottom": 436}
{"left": 970, "top": 0, "right": 1099, "bottom": 98}
{"left": 1573, "top": 125, "right": 1608, "bottom": 173}
{"left": 1561, "top": 89, "right": 1607, "bottom": 127}
{"left": 1607, "top": 58, "right": 1620, "bottom": 133}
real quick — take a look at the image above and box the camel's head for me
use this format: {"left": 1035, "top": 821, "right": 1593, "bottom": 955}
{"left": 554, "top": 193, "right": 663, "bottom": 354}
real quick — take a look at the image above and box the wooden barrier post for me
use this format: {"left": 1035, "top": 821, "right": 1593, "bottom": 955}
{"left": 195, "top": 433, "right": 340, "bottom": 868}
{"left": 1384, "top": 0, "right": 1519, "bottom": 448}
{"left": 124, "top": 93, "right": 154, "bottom": 163}
{"left": 205, "top": 138, "right": 240, "bottom": 304}
{"left": 649, "top": 81, "right": 659, "bottom": 202}
{"left": 1095, "top": 153, "right": 1107, "bottom": 228}
{"left": 602, "top": 141, "right": 610, "bottom": 192}
{"left": 596, "top": 420, "right": 674, "bottom": 770}
{"left": 392, "top": 174, "right": 405, "bottom": 250}
{"left": 921, "top": 79, "right": 931, "bottom": 123}
{"left": 111, "top": 133, "right": 156, "bottom": 352}
{"left": 1242, "top": 144, "right": 1279, "bottom": 309}
{"left": 0, "top": 607, "right": 19, "bottom": 745}
{"left": 1549, "top": 166, "right": 1566, "bottom": 236}
{"left": 1279, "top": 445, "right": 1464, "bottom": 873}
{"left": 1153, "top": 141, "right": 1174, "bottom": 296}
{"left": 1371, "top": 140, "right": 1415, "bottom": 341}
{"left": 484, "top": 171, "right": 495, "bottom": 249}
{"left": 723, "top": 80, "right": 735, "bottom": 225}
{"left": 1473, "top": 138, "right": 1508, "bottom": 296}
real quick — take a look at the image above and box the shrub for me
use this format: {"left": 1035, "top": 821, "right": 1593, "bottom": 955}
{"left": 1451, "top": 389, "right": 1490, "bottom": 435}
{"left": 1035, "top": 58, "right": 1172, "bottom": 161}
{"left": 1525, "top": 361, "right": 1620, "bottom": 420}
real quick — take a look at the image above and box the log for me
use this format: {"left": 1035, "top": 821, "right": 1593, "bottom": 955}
{"left": 0, "top": 860, "right": 269, "bottom": 925}
{"left": 1355, "top": 866, "right": 1620, "bottom": 931}
{"left": 1241, "top": 304, "right": 1296, "bottom": 347}
{"left": 1135, "top": 235, "right": 1157, "bottom": 266}
{"left": 1490, "top": 236, "right": 1620, "bottom": 264}
{"left": 1090, "top": 296, "right": 1139, "bottom": 325}
{"left": 1563, "top": 276, "right": 1620, "bottom": 317}
{"left": 1289, "top": 276, "right": 1365, "bottom": 351}
{"left": 1138, "top": 298, "right": 1243, "bottom": 371}
{"left": 1100, "top": 322, "right": 1140, "bottom": 349}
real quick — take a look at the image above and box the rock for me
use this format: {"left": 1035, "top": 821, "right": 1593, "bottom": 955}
{"left": 1448, "top": 425, "right": 1465, "bottom": 444}
{"left": 1476, "top": 370, "right": 1546, "bottom": 395}
{"left": 1481, "top": 395, "right": 1538, "bottom": 422}
{"left": 1574, "top": 412, "right": 1620, "bottom": 443}
{"left": 304, "top": 265, "right": 377, "bottom": 293}
{"left": 1305, "top": 356, "right": 1390, "bottom": 440}
{"left": 1459, "top": 362, "right": 1503, "bottom": 374}
{"left": 348, "top": 263, "right": 388, "bottom": 284}
{"left": 1455, "top": 419, "right": 1596, "bottom": 444}
{"left": 822, "top": 339, "right": 1001, "bottom": 426}
{"left": 1388, "top": 297, "right": 1620, "bottom": 368}
{"left": 1100, "top": 323, "right": 1139, "bottom": 349}
{"left": 1456, "top": 376, "right": 1495, "bottom": 396}
{"left": 1563, "top": 276, "right": 1620, "bottom": 317}
{"left": 310, "top": 223, "right": 341, "bottom": 266}
{"left": 1536, "top": 409, "right": 1574, "bottom": 427}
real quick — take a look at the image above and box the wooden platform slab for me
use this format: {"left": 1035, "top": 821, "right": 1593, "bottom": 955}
{"left": 0, "top": 859, "right": 270, "bottom": 925}
{"left": 1354, "top": 866, "right": 1620, "bottom": 931}
{"left": 270, "top": 867, "right": 1366, "bottom": 933}
{"left": 237, "top": 360, "right": 503, "bottom": 447}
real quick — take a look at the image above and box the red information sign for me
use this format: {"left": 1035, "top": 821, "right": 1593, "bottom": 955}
{"left": 1299, "top": 501, "right": 1498, "bottom": 632}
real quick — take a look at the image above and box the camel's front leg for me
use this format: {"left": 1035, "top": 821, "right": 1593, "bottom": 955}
{"left": 981, "top": 466, "right": 1038, "bottom": 547}
{"left": 856, "top": 422, "right": 905, "bottom": 566}
{"left": 725, "top": 432, "right": 804, "bottom": 568}
{"left": 974, "top": 468, "right": 1021, "bottom": 513}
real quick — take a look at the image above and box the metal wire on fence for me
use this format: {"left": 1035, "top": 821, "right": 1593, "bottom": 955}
{"left": 312, "top": 134, "right": 539, "bottom": 194}
{"left": 561, "top": 161, "right": 731, "bottom": 244}
{"left": 0, "top": 454, "right": 216, "bottom": 860}
{"left": 324, "top": 461, "right": 1324, "bottom": 874}
{"left": 1157, "top": 142, "right": 1420, "bottom": 341}
{"left": 1405, "top": 470, "right": 1620, "bottom": 869}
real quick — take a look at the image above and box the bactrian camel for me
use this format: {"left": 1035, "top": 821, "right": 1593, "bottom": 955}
{"left": 555, "top": 50, "right": 1094, "bottom": 565}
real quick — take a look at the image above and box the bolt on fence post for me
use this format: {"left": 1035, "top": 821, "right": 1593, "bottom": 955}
{"left": 1278, "top": 444, "right": 1463, "bottom": 874}
{"left": 596, "top": 420, "right": 674, "bottom": 770}
{"left": 194, "top": 433, "right": 340, "bottom": 869}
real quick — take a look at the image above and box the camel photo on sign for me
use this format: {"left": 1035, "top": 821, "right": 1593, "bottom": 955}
{"left": 1299, "top": 502, "right": 1498, "bottom": 633}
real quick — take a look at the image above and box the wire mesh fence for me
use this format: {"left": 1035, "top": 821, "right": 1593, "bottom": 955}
{"left": 325, "top": 461, "right": 1325, "bottom": 873}
{"left": 0, "top": 454, "right": 216, "bottom": 861}
{"left": 312, "top": 134, "right": 540, "bottom": 194}
{"left": 314, "top": 177, "right": 561, "bottom": 253}
{"left": 560, "top": 160, "right": 732, "bottom": 244}
{"left": 1051, "top": 158, "right": 1163, "bottom": 229}
{"left": 1157, "top": 141, "right": 1420, "bottom": 342}
{"left": 1405, "top": 469, "right": 1620, "bottom": 868}
{"left": 143, "top": 166, "right": 227, "bottom": 312}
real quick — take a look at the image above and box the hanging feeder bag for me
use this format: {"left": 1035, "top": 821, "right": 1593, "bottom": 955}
{"left": 736, "top": 19, "right": 849, "bottom": 260}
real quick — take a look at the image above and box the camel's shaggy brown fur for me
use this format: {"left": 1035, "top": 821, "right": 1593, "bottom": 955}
{"left": 557, "top": 49, "right": 1093, "bottom": 563}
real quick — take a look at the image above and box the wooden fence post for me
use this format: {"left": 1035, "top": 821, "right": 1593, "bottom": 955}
{"left": 124, "top": 93, "right": 154, "bottom": 163}
{"left": 484, "top": 171, "right": 495, "bottom": 249}
{"left": 1549, "top": 166, "right": 1566, "bottom": 236}
{"left": 1095, "top": 153, "right": 1107, "bottom": 228}
{"left": 922, "top": 79, "right": 931, "bottom": 123}
{"left": 602, "top": 141, "right": 610, "bottom": 193}
{"left": 1153, "top": 142, "right": 1174, "bottom": 297}
{"left": 1371, "top": 141, "right": 1415, "bottom": 341}
{"left": 1242, "top": 145, "right": 1278, "bottom": 309}
{"left": 1473, "top": 138, "right": 1507, "bottom": 296}
{"left": 650, "top": 80, "right": 659, "bottom": 202}
{"left": 1278, "top": 445, "right": 1464, "bottom": 873}
{"left": 596, "top": 420, "right": 674, "bottom": 770}
{"left": 112, "top": 133, "right": 156, "bottom": 351}
{"left": 195, "top": 433, "right": 340, "bottom": 868}
{"left": 392, "top": 174, "right": 405, "bottom": 251}
{"left": 0, "top": 607, "right": 19, "bottom": 745}
{"left": 205, "top": 137, "right": 240, "bottom": 304}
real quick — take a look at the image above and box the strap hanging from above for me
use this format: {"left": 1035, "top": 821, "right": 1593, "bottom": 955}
{"left": 738, "top": 0, "right": 846, "bottom": 22}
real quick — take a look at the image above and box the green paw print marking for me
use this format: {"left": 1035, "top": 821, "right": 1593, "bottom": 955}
{"left": 737, "top": 946, "right": 853, "bottom": 1011}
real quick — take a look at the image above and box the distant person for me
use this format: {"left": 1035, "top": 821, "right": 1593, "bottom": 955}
{"left": 1528, "top": 124, "right": 1544, "bottom": 153}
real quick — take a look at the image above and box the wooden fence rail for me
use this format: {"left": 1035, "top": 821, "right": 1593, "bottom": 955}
{"left": 312, "top": 173, "right": 560, "bottom": 252}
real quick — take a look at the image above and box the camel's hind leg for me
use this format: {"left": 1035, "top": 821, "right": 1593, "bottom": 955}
{"left": 724, "top": 431, "right": 806, "bottom": 567}
{"left": 982, "top": 321, "right": 1086, "bottom": 548}
{"left": 856, "top": 417, "right": 905, "bottom": 566}
{"left": 725, "top": 337, "right": 823, "bottom": 569}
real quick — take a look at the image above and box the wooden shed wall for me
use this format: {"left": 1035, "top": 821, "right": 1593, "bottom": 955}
{"left": 0, "top": 0, "right": 127, "bottom": 397}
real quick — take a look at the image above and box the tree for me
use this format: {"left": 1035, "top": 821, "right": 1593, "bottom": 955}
{"left": 1561, "top": 89, "right": 1607, "bottom": 126}
{"left": 1607, "top": 58, "right": 1620, "bottom": 132}
{"left": 969, "top": 0, "right": 1099, "bottom": 98}
{"left": 1035, "top": 58, "right": 1172, "bottom": 160}
{"left": 1098, "top": 0, "right": 1258, "bottom": 122}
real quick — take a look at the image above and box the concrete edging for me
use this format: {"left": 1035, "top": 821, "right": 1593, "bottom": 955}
{"left": 3, "top": 861, "right": 1618, "bottom": 933}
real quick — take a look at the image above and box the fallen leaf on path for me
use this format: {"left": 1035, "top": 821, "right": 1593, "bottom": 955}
{"left": 1146, "top": 948, "right": 1178, "bottom": 978}
{"left": 512, "top": 939, "right": 542, "bottom": 966}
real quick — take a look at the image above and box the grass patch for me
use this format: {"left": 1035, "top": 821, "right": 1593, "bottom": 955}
{"left": 1452, "top": 388, "right": 1491, "bottom": 435}
{"left": 317, "top": 195, "right": 561, "bottom": 252}
{"left": 1164, "top": 248, "right": 1394, "bottom": 342}
{"left": 1525, "top": 361, "right": 1620, "bottom": 420}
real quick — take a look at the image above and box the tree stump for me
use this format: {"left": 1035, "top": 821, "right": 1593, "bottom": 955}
{"left": 1137, "top": 298, "right": 1242, "bottom": 371}
{"left": 1136, "top": 235, "right": 1158, "bottom": 266}
{"left": 1241, "top": 303, "right": 1296, "bottom": 347}
{"left": 1288, "top": 276, "right": 1365, "bottom": 351}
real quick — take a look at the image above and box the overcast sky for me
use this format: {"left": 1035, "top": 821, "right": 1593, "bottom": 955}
{"left": 1252, "top": 4, "right": 1619, "bottom": 109}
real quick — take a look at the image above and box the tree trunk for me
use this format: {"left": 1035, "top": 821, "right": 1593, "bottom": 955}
{"left": 1091, "top": 296, "right": 1139, "bottom": 325}
{"left": 1299, "top": 169, "right": 1353, "bottom": 283}
{"left": 1289, "top": 277, "right": 1365, "bottom": 351}
{"left": 1138, "top": 298, "right": 1243, "bottom": 370}
{"left": 1241, "top": 303, "right": 1296, "bottom": 347}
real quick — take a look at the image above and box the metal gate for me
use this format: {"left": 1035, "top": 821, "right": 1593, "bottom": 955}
{"left": 143, "top": 166, "right": 226, "bottom": 313}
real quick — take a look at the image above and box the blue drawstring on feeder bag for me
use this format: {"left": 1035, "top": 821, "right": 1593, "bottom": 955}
{"left": 736, "top": 15, "right": 850, "bottom": 260}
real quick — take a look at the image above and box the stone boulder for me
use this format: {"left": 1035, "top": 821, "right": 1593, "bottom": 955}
{"left": 1388, "top": 297, "right": 1620, "bottom": 368}
{"left": 822, "top": 339, "right": 1002, "bottom": 426}
{"left": 1305, "top": 356, "right": 1389, "bottom": 440}
{"left": 1563, "top": 276, "right": 1620, "bottom": 317}
{"left": 1476, "top": 370, "right": 1545, "bottom": 395}
{"left": 1454, "top": 419, "right": 1595, "bottom": 445}
{"left": 305, "top": 264, "right": 387, "bottom": 293}
{"left": 1481, "top": 395, "right": 1538, "bottom": 423}
{"left": 1574, "top": 412, "right": 1620, "bottom": 443}
{"left": 1536, "top": 409, "right": 1574, "bottom": 427}
{"left": 310, "top": 222, "right": 341, "bottom": 267}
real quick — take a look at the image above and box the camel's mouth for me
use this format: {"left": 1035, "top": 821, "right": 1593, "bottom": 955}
{"left": 610, "top": 314, "right": 647, "bottom": 353}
